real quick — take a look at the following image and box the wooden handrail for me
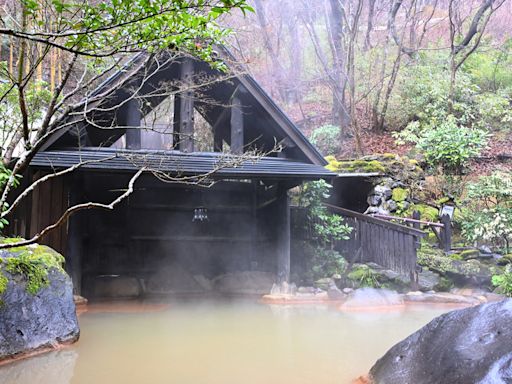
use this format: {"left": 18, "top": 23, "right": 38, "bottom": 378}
{"left": 371, "top": 213, "right": 444, "bottom": 228}
{"left": 324, "top": 203, "right": 426, "bottom": 237}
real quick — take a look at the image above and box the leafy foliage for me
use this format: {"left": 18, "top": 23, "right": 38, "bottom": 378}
{"left": 309, "top": 125, "right": 342, "bottom": 156}
{"left": 299, "top": 180, "right": 352, "bottom": 246}
{"left": 19, "top": 0, "right": 253, "bottom": 64}
{"left": 492, "top": 265, "right": 512, "bottom": 297}
{"left": 415, "top": 116, "right": 489, "bottom": 174}
{"left": 460, "top": 171, "right": 512, "bottom": 252}
{"left": 295, "top": 180, "right": 352, "bottom": 281}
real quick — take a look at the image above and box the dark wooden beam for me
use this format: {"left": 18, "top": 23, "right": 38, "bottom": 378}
{"left": 212, "top": 108, "right": 229, "bottom": 152}
{"left": 276, "top": 186, "right": 290, "bottom": 283}
{"left": 65, "top": 174, "right": 84, "bottom": 295}
{"left": 179, "top": 58, "right": 195, "bottom": 153}
{"left": 230, "top": 95, "right": 244, "bottom": 154}
{"left": 125, "top": 98, "right": 141, "bottom": 149}
{"left": 172, "top": 95, "right": 181, "bottom": 149}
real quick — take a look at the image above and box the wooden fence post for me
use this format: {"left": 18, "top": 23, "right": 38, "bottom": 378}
{"left": 441, "top": 214, "right": 452, "bottom": 252}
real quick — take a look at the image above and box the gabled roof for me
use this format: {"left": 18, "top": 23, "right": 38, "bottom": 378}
{"left": 31, "top": 148, "right": 335, "bottom": 180}
{"left": 45, "top": 50, "right": 326, "bottom": 165}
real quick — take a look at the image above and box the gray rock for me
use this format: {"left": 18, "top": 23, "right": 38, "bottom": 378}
{"left": 147, "top": 264, "right": 204, "bottom": 294}
{"left": 417, "top": 270, "right": 440, "bottom": 291}
{"left": 341, "top": 288, "right": 404, "bottom": 308}
{"left": 297, "top": 286, "right": 316, "bottom": 294}
{"left": 214, "top": 271, "right": 276, "bottom": 294}
{"left": 367, "top": 195, "right": 381, "bottom": 206}
{"left": 403, "top": 291, "right": 481, "bottom": 305}
{"left": 370, "top": 300, "right": 512, "bottom": 384}
{"left": 342, "top": 287, "right": 354, "bottom": 294}
{"left": 0, "top": 269, "right": 79, "bottom": 360}
{"left": 315, "top": 277, "right": 334, "bottom": 291}
{"left": 479, "top": 245, "right": 493, "bottom": 254}
{"left": 327, "top": 286, "right": 345, "bottom": 300}
{"left": 374, "top": 185, "right": 392, "bottom": 199}
{"left": 384, "top": 200, "right": 398, "bottom": 212}
{"left": 94, "top": 275, "right": 142, "bottom": 297}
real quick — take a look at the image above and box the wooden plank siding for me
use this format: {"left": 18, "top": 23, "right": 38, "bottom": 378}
{"left": 28, "top": 172, "right": 69, "bottom": 254}
{"left": 328, "top": 205, "right": 425, "bottom": 276}
{"left": 292, "top": 205, "right": 425, "bottom": 277}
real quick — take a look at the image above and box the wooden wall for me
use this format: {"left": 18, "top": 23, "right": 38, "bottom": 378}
{"left": 27, "top": 171, "right": 69, "bottom": 254}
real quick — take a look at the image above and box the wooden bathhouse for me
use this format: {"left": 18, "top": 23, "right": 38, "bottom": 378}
{"left": 12, "top": 52, "right": 334, "bottom": 296}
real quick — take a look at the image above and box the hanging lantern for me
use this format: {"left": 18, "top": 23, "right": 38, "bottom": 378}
{"left": 192, "top": 207, "right": 208, "bottom": 222}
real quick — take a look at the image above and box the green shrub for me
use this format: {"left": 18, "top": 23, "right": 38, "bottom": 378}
{"left": 460, "top": 171, "right": 512, "bottom": 253}
{"left": 309, "top": 125, "right": 342, "bottom": 156}
{"left": 492, "top": 265, "right": 512, "bottom": 297}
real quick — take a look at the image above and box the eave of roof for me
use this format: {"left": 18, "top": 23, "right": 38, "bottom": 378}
{"left": 30, "top": 148, "right": 335, "bottom": 180}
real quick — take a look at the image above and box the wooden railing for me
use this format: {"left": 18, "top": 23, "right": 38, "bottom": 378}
{"left": 325, "top": 204, "right": 426, "bottom": 276}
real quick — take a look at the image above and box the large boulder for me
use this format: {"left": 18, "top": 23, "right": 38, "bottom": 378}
{"left": 0, "top": 243, "right": 79, "bottom": 360}
{"left": 341, "top": 288, "right": 404, "bottom": 309}
{"left": 146, "top": 264, "right": 205, "bottom": 294}
{"left": 369, "top": 299, "right": 512, "bottom": 384}
{"left": 213, "top": 271, "right": 276, "bottom": 294}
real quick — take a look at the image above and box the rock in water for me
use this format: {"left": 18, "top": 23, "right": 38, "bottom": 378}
{"left": 369, "top": 300, "right": 512, "bottom": 384}
{"left": 0, "top": 244, "right": 79, "bottom": 360}
{"left": 341, "top": 288, "right": 404, "bottom": 309}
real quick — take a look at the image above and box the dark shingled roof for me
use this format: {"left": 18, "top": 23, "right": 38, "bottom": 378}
{"left": 30, "top": 148, "right": 335, "bottom": 180}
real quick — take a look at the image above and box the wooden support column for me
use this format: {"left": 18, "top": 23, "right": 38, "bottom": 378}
{"left": 125, "top": 98, "right": 141, "bottom": 150}
{"left": 179, "top": 58, "right": 194, "bottom": 153}
{"left": 230, "top": 95, "right": 244, "bottom": 154}
{"left": 65, "top": 174, "right": 84, "bottom": 295}
{"left": 172, "top": 96, "right": 181, "bottom": 149}
{"left": 276, "top": 186, "right": 290, "bottom": 284}
{"left": 441, "top": 214, "right": 452, "bottom": 252}
{"left": 213, "top": 124, "right": 223, "bottom": 152}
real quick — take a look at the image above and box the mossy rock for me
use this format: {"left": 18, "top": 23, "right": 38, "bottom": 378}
{"left": 497, "top": 254, "right": 512, "bottom": 266}
{"left": 434, "top": 276, "right": 454, "bottom": 292}
{"left": 406, "top": 204, "right": 439, "bottom": 222}
{"left": 418, "top": 244, "right": 492, "bottom": 286}
{"left": 392, "top": 187, "right": 409, "bottom": 202}
{"left": 449, "top": 253, "right": 464, "bottom": 261}
{"left": 0, "top": 240, "right": 65, "bottom": 295}
{"left": 347, "top": 264, "right": 381, "bottom": 288}
{"left": 460, "top": 249, "right": 480, "bottom": 260}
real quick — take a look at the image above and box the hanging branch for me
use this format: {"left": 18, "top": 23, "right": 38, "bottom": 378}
{"left": 0, "top": 167, "right": 146, "bottom": 249}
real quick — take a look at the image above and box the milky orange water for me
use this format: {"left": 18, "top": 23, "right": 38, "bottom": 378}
{"left": 0, "top": 299, "right": 457, "bottom": 384}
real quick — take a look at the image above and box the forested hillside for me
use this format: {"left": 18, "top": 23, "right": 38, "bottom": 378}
{"left": 226, "top": 0, "right": 512, "bottom": 173}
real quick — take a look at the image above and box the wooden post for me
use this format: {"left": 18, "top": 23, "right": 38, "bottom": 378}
{"left": 125, "top": 98, "right": 141, "bottom": 150}
{"left": 179, "top": 58, "right": 194, "bottom": 153}
{"left": 230, "top": 95, "right": 244, "bottom": 154}
{"left": 441, "top": 214, "right": 452, "bottom": 252}
{"left": 213, "top": 125, "right": 223, "bottom": 152}
{"left": 412, "top": 211, "right": 421, "bottom": 230}
{"left": 172, "top": 96, "right": 181, "bottom": 149}
{"left": 65, "top": 174, "right": 84, "bottom": 295}
{"left": 276, "top": 187, "right": 290, "bottom": 284}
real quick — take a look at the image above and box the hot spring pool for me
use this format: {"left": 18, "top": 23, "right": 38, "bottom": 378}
{"left": 0, "top": 299, "right": 460, "bottom": 384}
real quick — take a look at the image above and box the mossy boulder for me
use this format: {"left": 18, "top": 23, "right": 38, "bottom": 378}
{"left": 497, "top": 254, "right": 512, "bottom": 266}
{"left": 405, "top": 204, "right": 439, "bottom": 222}
{"left": 417, "top": 244, "right": 493, "bottom": 287}
{"left": 325, "top": 153, "right": 423, "bottom": 182}
{"left": 391, "top": 188, "right": 408, "bottom": 202}
{"left": 346, "top": 264, "right": 382, "bottom": 288}
{"left": 0, "top": 239, "right": 79, "bottom": 360}
{"left": 460, "top": 249, "right": 480, "bottom": 260}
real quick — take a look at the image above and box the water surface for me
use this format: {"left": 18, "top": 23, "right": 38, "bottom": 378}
{"left": 0, "top": 299, "right": 458, "bottom": 384}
